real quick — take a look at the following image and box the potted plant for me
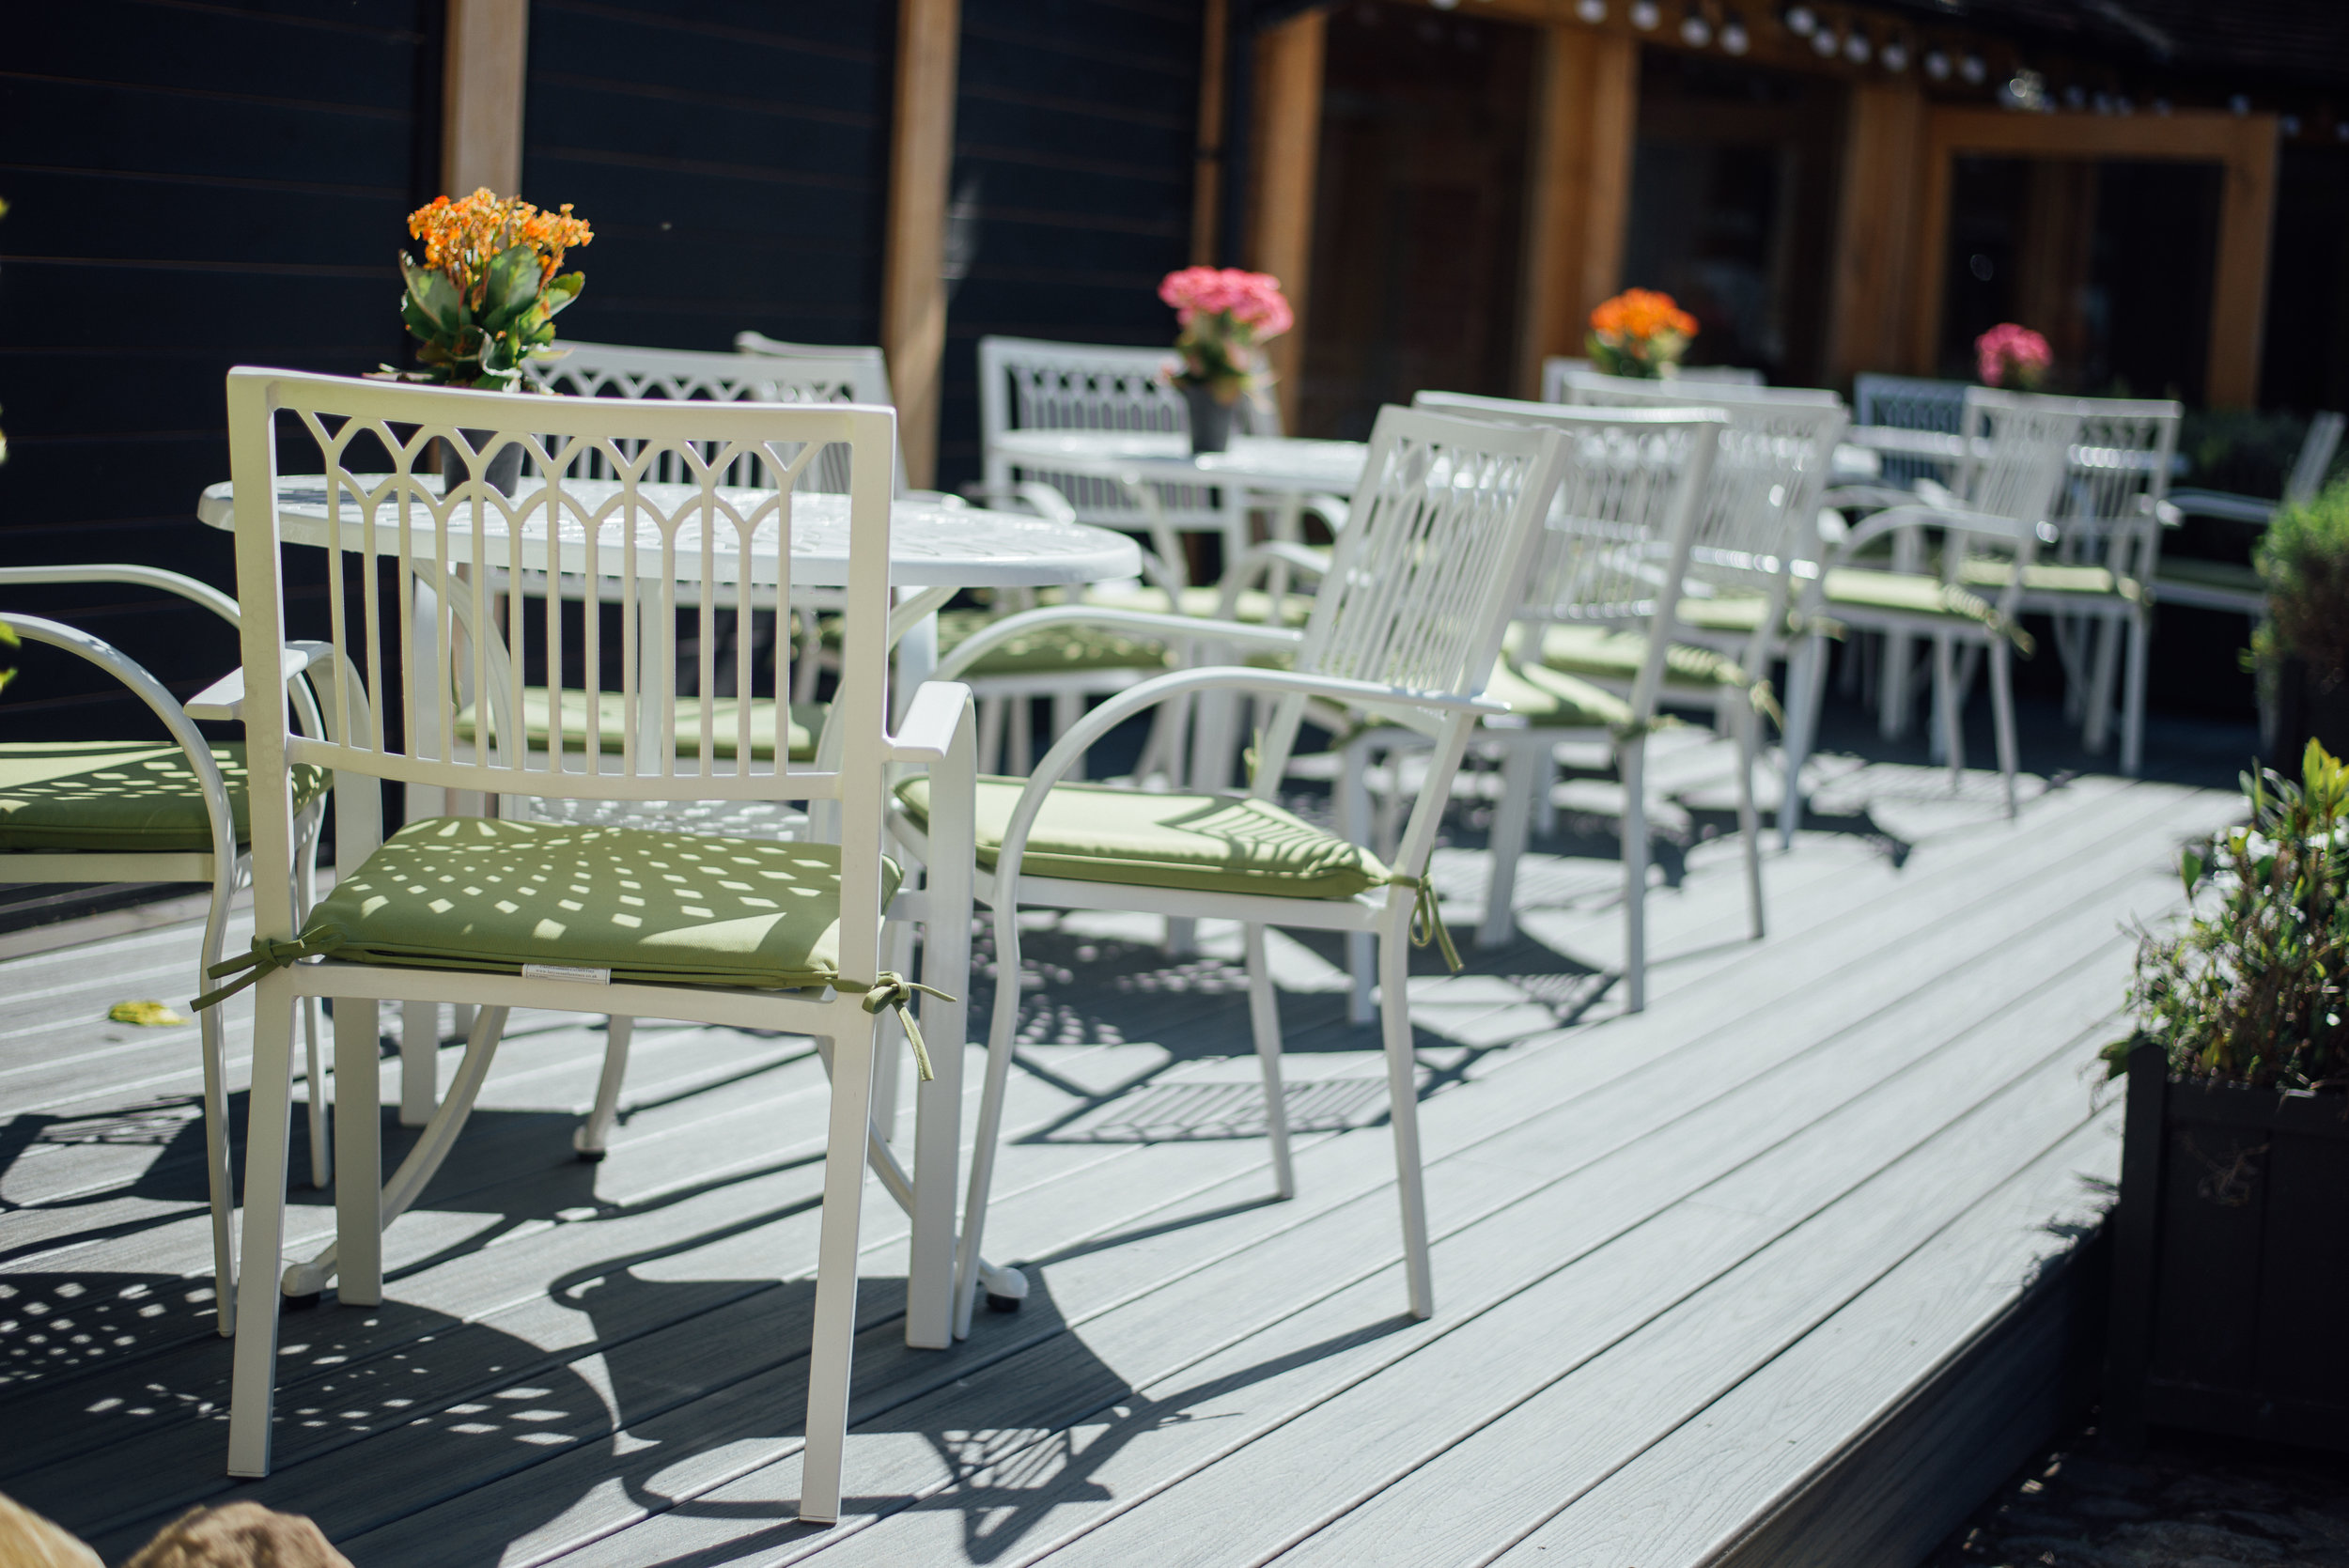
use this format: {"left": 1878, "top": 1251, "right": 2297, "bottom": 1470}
{"left": 1586, "top": 288, "right": 1696, "bottom": 380}
{"left": 2253, "top": 476, "right": 2349, "bottom": 763}
{"left": 2104, "top": 739, "right": 2349, "bottom": 1452}
{"left": 1158, "top": 266, "right": 1292, "bottom": 454}
{"left": 383, "top": 187, "right": 593, "bottom": 492}
{"left": 1975, "top": 322, "right": 2052, "bottom": 390}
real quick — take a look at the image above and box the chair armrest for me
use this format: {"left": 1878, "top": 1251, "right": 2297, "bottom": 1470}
{"left": 888, "top": 681, "right": 974, "bottom": 762}
{"left": 2166, "top": 488, "right": 2279, "bottom": 525}
{"left": 1834, "top": 502, "right": 2049, "bottom": 563}
{"left": 185, "top": 642, "right": 336, "bottom": 722}
{"left": 933, "top": 603, "right": 1306, "bottom": 683}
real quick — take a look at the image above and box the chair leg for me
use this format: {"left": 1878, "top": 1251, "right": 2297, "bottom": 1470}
{"left": 1008, "top": 697, "right": 1034, "bottom": 775}
{"left": 2084, "top": 613, "right": 2123, "bottom": 754}
{"left": 399, "top": 1001, "right": 438, "bottom": 1126}
{"left": 1777, "top": 632, "right": 1825, "bottom": 852}
{"left": 1478, "top": 738, "right": 1539, "bottom": 950}
{"left": 331, "top": 998, "right": 382, "bottom": 1307}
{"left": 1734, "top": 702, "right": 1765, "bottom": 940}
{"left": 573, "top": 1016, "right": 634, "bottom": 1162}
{"left": 976, "top": 697, "right": 1005, "bottom": 775}
{"left": 1377, "top": 927, "right": 1434, "bottom": 1320}
{"left": 799, "top": 1005, "right": 881, "bottom": 1527}
{"left": 1622, "top": 734, "right": 1649, "bottom": 1015}
{"left": 295, "top": 816, "right": 330, "bottom": 1190}
{"left": 1881, "top": 631, "right": 1915, "bottom": 738}
{"left": 1051, "top": 691, "right": 1084, "bottom": 782}
{"left": 871, "top": 920, "right": 917, "bottom": 1146}
{"left": 1243, "top": 924, "right": 1297, "bottom": 1200}
{"left": 1338, "top": 737, "right": 1377, "bottom": 1026}
{"left": 1990, "top": 639, "right": 2021, "bottom": 819}
{"left": 196, "top": 886, "right": 239, "bottom": 1337}
{"left": 2121, "top": 612, "right": 2150, "bottom": 777}
{"left": 954, "top": 902, "right": 1027, "bottom": 1342}
{"left": 226, "top": 974, "right": 301, "bottom": 1477}
{"left": 1933, "top": 634, "right": 1964, "bottom": 784}
{"left": 904, "top": 820, "right": 972, "bottom": 1351}
{"left": 1532, "top": 748, "right": 1560, "bottom": 838}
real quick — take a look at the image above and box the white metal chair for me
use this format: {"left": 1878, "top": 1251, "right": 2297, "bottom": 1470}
{"left": 202, "top": 369, "right": 974, "bottom": 1526}
{"left": 910, "top": 404, "right": 1571, "bottom": 1335}
{"left": 734, "top": 331, "right": 896, "bottom": 407}
{"left": 1780, "top": 389, "right": 2089, "bottom": 836}
{"left": 2155, "top": 410, "right": 2345, "bottom": 620}
{"left": 0, "top": 566, "right": 334, "bottom": 1339}
{"left": 1967, "top": 397, "right": 2181, "bottom": 774}
{"left": 1384, "top": 394, "right": 1726, "bottom": 1012}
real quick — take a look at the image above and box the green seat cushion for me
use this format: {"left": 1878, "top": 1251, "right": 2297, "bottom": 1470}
{"left": 0, "top": 742, "right": 330, "bottom": 854}
{"left": 1514, "top": 624, "right": 1751, "bottom": 690}
{"left": 1955, "top": 559, "right": 2142, "bottom": 601}
{"left": 1672, "top": 592, "right": 1773, "bottom": 634}
{"left": 935, "top": 609, "right": 1174, "bottom": 677}
{"left": 1819, "top": 568, "right": 2003, "bottom": 627}
{"left": 1481, "top": 660, "right": 1636, "bottom": 730}
{"left": 895, "top": 775, "right": 1390, "bottom": 899}
{"left": 304, "top": 816, "right": 898, "bottom": 990}
{"left": 455, "top": 690, "right": 825, "bottom": 762}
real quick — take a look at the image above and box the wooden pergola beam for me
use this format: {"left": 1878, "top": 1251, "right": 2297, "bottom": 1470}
{"left": 882, "top": 0, "right": 961, "bottom": 489}
{"left": 1519, "top": 25, "right": 1638, "bottom": 396}
{"left": 442, "top": 0, "right": 529, "bottom": 197}
{"left": 1247, "top": 8, "right": 1327, "bottom": 435}
{"left": 1910, "top": 107, "right": 2280, "bottom": 405}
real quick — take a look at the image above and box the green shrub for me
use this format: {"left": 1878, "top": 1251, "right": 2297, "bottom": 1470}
{"left": 2252, "top": 475, "right": 2349, "bottom": 691}
{"left": 2111, "top": 741, "right": 2349, "bottom": 1089}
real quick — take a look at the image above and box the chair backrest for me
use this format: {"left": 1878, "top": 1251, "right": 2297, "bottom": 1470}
{"left": 975, "top": 334, "right": 1227, "bottom": 541}
{"left": 1412, "top": 391, "right": 1724, "bottom": 711}
{"left": 1253, "top": 406, "right": 1569, "bottom": 862}
{"left": 733, "top": 332, "right": 896, "bottom": 407}
{"left": 1852, "top": 373, "right": 1968, "bottom": 433}
{"left": 2287, "top": 411, "right": 2347, "bottom": 506}
{"left": 1541, "top": 357, "right": 1762, "bottom": 401}
{"left": 224, "top": 369, "right": 900, "bottom": 977}
{"left": 2049, "top": 396, "right": 2182, "bottom": 581}
{"left": 528, "top": 340, "right": 905, "bottom": 494}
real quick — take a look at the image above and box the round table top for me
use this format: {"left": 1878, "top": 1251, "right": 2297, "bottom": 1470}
{"left": 196, "top": 475, "right": 1142, "bottom": 589}
{"left": 989, "top": 429, "right": 1367, "bottom": 494}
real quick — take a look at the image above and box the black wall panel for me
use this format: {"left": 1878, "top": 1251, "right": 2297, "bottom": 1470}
{"left": 0, "top": 0, "right": 440, "bottom": 734}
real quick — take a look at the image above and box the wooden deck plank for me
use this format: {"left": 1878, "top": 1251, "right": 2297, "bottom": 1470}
{"left": 507, "top": 810, "right": 2208, "bottom": 1566}
{"left": 1492, "top": 1113, "right": 2121, "bottom": 1568}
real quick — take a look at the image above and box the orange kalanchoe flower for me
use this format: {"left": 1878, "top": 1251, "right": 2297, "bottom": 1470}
{"left": 1590, "top": 288, "right": 1698, "bottom": 343}
{"left": 408, "top": 188, "right": 593, "bottom": 307}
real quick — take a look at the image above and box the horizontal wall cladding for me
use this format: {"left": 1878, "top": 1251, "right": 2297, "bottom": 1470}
{"left": 522, "top": 0, "right": 894, "bottom": 353}
{"left": 0, "top": 0, "right": 435, "bottom": 736}
{"left": 940, "top": 0, "right": 1204, "bottom": 488}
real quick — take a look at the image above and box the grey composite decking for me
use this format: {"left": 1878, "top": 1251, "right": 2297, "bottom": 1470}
{"left": 0, "top": 731, "right": 2244, "bottom": 1567}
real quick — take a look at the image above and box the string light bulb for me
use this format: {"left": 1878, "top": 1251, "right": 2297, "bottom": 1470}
{"left": 1719, "top": 10, "right": 1750, "bottom": 52}
{"left": 1630, "top": 0, "right": 1660, "bottom": 29}
{"left": 1681, "top": 4, "right": 1712, "bottom": 46}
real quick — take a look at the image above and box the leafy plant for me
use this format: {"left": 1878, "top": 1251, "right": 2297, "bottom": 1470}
{"left": 389, "top": 188, "right": 591, "bottom": 391}
{"left": 2250, "top": 475, "right": 2349, "bottom": 692}
{"left": 2110, "top": 740, "right": 2349, "bottom": 1089}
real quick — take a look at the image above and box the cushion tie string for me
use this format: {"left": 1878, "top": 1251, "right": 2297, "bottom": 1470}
{"left": 1389, "top": 876, "right": 1462, "bottom": 973}
{"left": 859, "top": 972, "right": 955, "bottom": 1083}
{"left": 192, "top": 927, "right": 348, "bottom": 1013}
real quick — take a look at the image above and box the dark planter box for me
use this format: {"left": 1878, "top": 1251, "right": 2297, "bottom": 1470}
{"left": 2272, "top": 657, "right": 2349, "bottom": 768}
{"left": 2105, "top": 1040, "right": 2349, "bottom": 1452}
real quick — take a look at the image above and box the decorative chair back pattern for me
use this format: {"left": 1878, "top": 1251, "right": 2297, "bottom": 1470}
{"left": 1854, "top": 372, "right": 1968, "bottom": 489}
{"left": 529, "top": 341, "right": 902, "bottom": 495}
{"left": 1941, "top": 389, "right": 2092, "bottom": 584}
{"left": 2046, "top": 396, "right": 2181, "bottom": 585}
{"left": 1250, "top": 406, "right": 1570, "bottom": 776}
{"left": 977, "top": 335, "right": 1223, "bottom": 536}
{"left": 225, "top": 374, "right": 897, "bottom": 916}
{"left": 733, "top": 333, "right": 896, "bottom": 407}
{"left": 1541, "top": 358, "right": 1763, "bottom": 400}
{"left": 1414, "top": 392, "right": 1723, "bottom": 714}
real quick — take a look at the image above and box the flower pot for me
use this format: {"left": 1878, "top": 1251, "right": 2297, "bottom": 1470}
{"left": 439, "top": 427, "right": 524, "bottom": 497}
{"left": 2105, "top": 1039, "right": 2349, "bottom": 1454}
{"left": 1180, "top": 385, "right": 1236, "bottom": 456}
{"left": 2273, "top": 657, "right": 2349, "bottom": 767}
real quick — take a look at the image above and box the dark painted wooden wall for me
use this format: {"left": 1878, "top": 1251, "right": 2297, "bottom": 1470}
{"left": 0, "top": 1, "right": 441, "bottom": 737}
{"left": 520, "top": 1, "right": 896, "bottom": 352}
{"left": 938, "top": 0, "right": 1204, "bottom": 490}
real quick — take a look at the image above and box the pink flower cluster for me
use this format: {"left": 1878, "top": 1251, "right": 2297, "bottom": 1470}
{"left": 1975, "top": 322, "right": 2053, "bottom": 388}
{"left": 1159, "top": 267, "right": 1294, "bottom": 339}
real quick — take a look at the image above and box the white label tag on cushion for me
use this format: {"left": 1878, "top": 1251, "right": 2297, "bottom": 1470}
{"left": 522, "top": 963, "right": 612, "bottom": 985}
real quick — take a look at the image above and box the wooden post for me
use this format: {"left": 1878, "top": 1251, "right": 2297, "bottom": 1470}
{"left": 882, "top": 0, "right": 961, "bottom": 489}
{"left": 1191, "top": 0, "right": 1231, "bottom": 266}
{"left": 1517, "top": 26, "right": 1637, "bottom": 397}
{"left": 442, "top": 0, "right": 529, "bottom": 197}
{"left": 1822, "top": 78, "right": 1925, "bottom": 388}
{"left": 1247, "top": 8, "right": 1326, "bottom": 435}
{"left": 2207, "top": 119, "right": 2279, "bottom": 408}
